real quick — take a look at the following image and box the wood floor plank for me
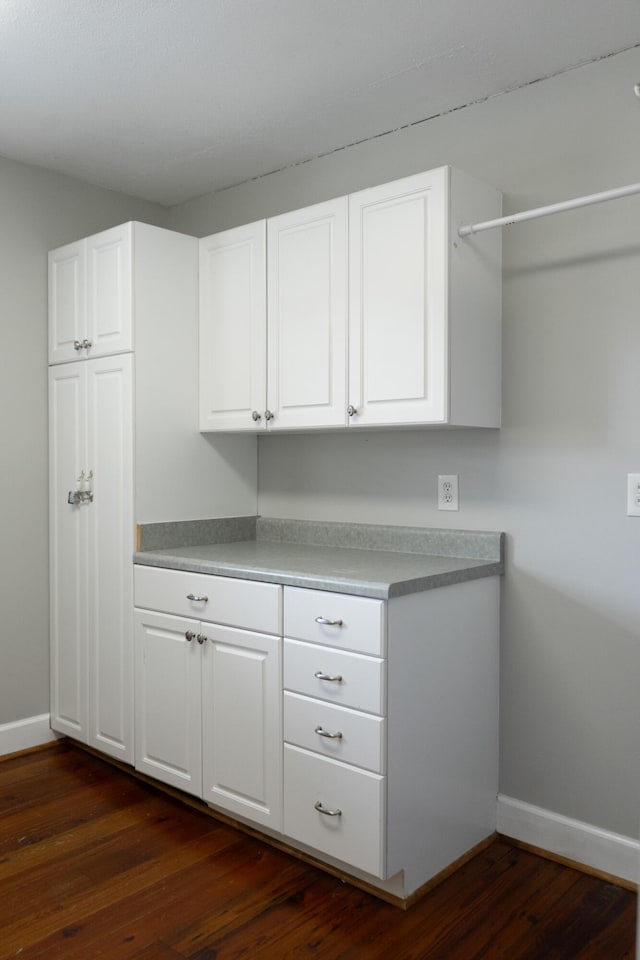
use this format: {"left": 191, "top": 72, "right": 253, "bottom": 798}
{"left": 0, "top": 743, "right": 635, "bottom": 960}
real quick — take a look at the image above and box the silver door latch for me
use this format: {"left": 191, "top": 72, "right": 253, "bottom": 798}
{"left": 67, "top": 470, "right": 93, "bottom": 504}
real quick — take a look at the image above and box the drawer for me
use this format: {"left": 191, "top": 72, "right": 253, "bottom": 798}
{"left": 284, "top": 744, "right": 385, "bottom": 878}
{"left": 284, "top": 639, "right": 384, "bottom": 715}
{"left": 134, "top": 565, "right": 282, "bottom": 635}
{"left": 284, "top": 587, "right": 385, "bottom": 656}
{"left": 284, "top": 692, "right": 385, "bottom": 773}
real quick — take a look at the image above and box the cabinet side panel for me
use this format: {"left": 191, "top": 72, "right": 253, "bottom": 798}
{"left": 449, "top": 168, "right": 502, "bottom": 427}
{"left": 133, "top": 223, "right": 258, "bottom": 522}
{"left": 49, "top": 364, "right": 88, "bottom": 740}
{"left": 386, "top": 577, "right": 500, "bottom": 895}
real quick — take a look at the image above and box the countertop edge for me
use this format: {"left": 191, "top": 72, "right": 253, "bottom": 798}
{"left": 133, "top": 550, "right": 502, "bottom": 600}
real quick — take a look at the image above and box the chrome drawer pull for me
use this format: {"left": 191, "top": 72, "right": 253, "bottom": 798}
{"left": 187, "top": 593, "right": 208, "bottom": 603}
{"left": 314, "top": 671, "right": 343, "bottom": 683}
{"left": 315, "top": 725, "right": 343, "bottom": 740}
{"left": 314, "top": 800, "right": 342, "bottom": 817}
{"left": 315, "top": 616, "right": 343, "bottom": 627}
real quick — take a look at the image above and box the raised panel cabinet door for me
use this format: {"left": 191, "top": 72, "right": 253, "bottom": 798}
{"left": 134, "top": 609, "right": 203, "bottom": 796}
{"left": 48, "top": 240, "right": 86, "bottom": 364}
{"left": 199, "top": 221, "right": 267, "bottom": 431}
{"left": 267, "top": 197, "right": 348, "bottom": 429}
{"left": 202, "top": 625, "right": 282, "bottom": 830}
{"left": 86, "top": 354, "right": 134, "bottom": 763}
{"left": 49, "top": 362, "right": 89, "bottom": 741}
{"left": 348, "top": 168, "right": 448, "bottom": 426}
{"left": 86, "top": 223, "right": 133, "bottom": 358}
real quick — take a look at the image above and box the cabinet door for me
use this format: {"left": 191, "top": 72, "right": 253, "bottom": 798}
{"left": 199, "top": 221, "right": 267, "bottom": 432}
{"left": 134, "top": 610, "right": 203, "bottom": 796}
{"left": 49, "top": 362, "right": 89, "bottom": 741}
{"left": 86, "top": 354, "right": 134, "bottom": 763}
{"left": 267, "top": 197, "right": 348, "bottom": 429}
{"left": 202, "top": 625, "right": 282, "bottom": 830}
{"left": 48, "top": 240, "right": 86, "bottom": 364}
{"left": 86, "top": 224, "right": 133, "bottom": 358}
{"left": 348, "top": 168, "right": 448, "bottom": 426}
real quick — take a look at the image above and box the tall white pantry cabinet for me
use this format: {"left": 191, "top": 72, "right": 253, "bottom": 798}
{"left": 48, "top": 221, "right": 217, "bottom": 763}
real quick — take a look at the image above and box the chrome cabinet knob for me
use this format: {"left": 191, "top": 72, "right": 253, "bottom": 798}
{"left": 251, "top": 410, "right": 262, "bottom": 422}
{"left": 347, "top": 404, "right": 357, "bottom": 417}
{"left": 185, "top": 631, "right": 196, "bottom": 642}
{"left": 264, "top": 409, "right": 274, "bottom": 421}
{"left": 196, "top": 633, "right": 207, "bottom": 645}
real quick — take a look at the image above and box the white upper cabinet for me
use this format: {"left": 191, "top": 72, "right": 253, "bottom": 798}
{"left": 49, "top": 223, "right": 132, "bottom": 364}
{"left": 48, "top": 240, "right": 85, "bottom": 365}
{"left": 199, "top": 221, "right": 267, "bottom": 431}
{"left": 198, "top": 166, "right": 502, "bottom": 432}
{"left": 267, "top": 197, "right": 348, "bottom": 430}
{"left": 348, "top": 169, "right": 447, "bottom": 427}
{"left": 199, "top": 198, "right": 347, "bottom": 432}
{"left": 348, "top": 167, "right": 502, "bottom": 428}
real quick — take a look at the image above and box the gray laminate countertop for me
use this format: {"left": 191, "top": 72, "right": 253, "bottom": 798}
{"left": 134, "top": 517, "right": 504, "bottom": 599}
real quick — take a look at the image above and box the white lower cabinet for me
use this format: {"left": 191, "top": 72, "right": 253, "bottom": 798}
{"left": 283, "top": 744, "right": 385, "bottom": 878}
{"left": 134, "top": 569, "right": 283, "bottom": 830}
{"left": 281, "top": 579, "right": 500, "bottom": 900}
{"left": 133, "top": 567, "right": 499, "bottom": 902}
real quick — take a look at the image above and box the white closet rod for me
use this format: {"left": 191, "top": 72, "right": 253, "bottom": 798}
{"left": 458, "top": 181, "right": 640, "bottom": 238}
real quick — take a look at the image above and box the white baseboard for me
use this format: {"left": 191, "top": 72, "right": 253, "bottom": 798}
{"left": 0, "top": 714, "right": 60, "bottom": 758}
{"left": 497, "top": 794, "right": 639, "bottom": 887}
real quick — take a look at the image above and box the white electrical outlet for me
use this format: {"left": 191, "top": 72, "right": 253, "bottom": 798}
{"left": 627, "top": 473, "right": 640, "bottom": 517}
{"left": 438, "top": 474, "right": 459, "bottom": 511}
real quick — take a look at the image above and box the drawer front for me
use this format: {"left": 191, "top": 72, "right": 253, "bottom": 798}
{"left": 134, "top": 565, "right": 282, "bottom": 635}
{"left": 284, "top": 639, "right": 384, "bottom": 714}
{"left": 284, "top": 587, "right": 385, "bottom": 656}
{"left": 284, "top": 692, "right": 385, "bottom": 773}
{"left": 284, "top": 745, "right": 385, "bottom": 878}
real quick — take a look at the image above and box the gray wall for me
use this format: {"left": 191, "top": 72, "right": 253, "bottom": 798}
{"left": 0, "top": 156, "right": 167, "bottom": 724}
{"left": 169, "top": 48, "right": 640, "bottom": 838}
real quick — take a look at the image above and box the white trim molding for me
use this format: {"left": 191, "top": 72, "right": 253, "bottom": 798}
{"left": 498, "top": 794, "right": 639, "bottom": 887}
{"left": 0, "top": 714, "right": 59, "bottom": 758}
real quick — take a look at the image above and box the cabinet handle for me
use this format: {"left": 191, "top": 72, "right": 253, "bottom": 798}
{"left": 314, "top": 800, "right": 342, "bottom": 817}
{"left": 314, "top": 670, "right": 343, "bottom": 683}
{"left": 251, "top": 410, "right": 262, "bottom": 422}
{"left": 185, "top": 631, "right": 196, "bottom": 642}
{"left": 264, "top": 409, "right": 274, "bottom": 421}
{"left": 187, "top": 593, "right": 208, "bottom": 603}
{"left": 196, "top": 633, "right": 207, "bottom": 645}
{"left": 315, "top": 725, "right": 343, "bottom": 740}
{"left": 315, "top": 616, "right": 343, "bottom": 627}
{"left": 347, "top": 404, "right": 358, "bottom": 417}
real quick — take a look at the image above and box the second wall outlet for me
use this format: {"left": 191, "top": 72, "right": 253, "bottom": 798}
{"left": 438, "top": 474, "right": 459, "bottom": 511}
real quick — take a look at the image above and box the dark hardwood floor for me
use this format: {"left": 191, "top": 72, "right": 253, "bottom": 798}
{"left": 0, "top": 742, "right": 635, "bottom": 959}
